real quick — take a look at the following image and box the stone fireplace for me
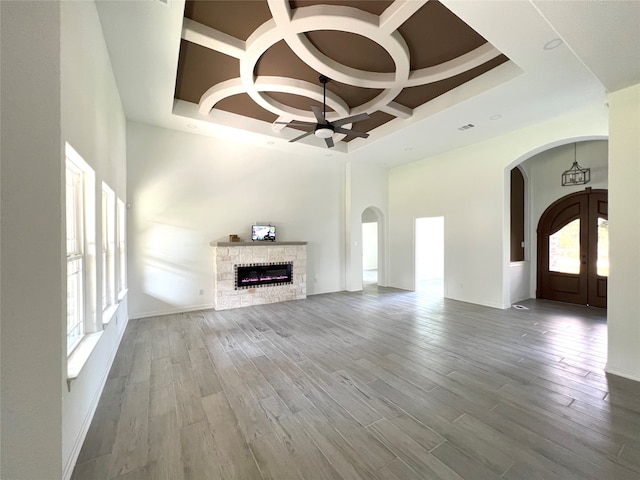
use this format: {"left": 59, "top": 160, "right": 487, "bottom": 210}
{"left": 210, "top": 241, "right": 307, "bottom": 310}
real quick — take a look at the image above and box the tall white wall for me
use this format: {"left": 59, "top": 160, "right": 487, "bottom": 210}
{"left": 345, "top": 162, "right": 389, "bottom": 291}
{"left": 1, "top": 2, "right": 63, "bottom": 477}
{"left": 519, "top": 140, "right": 608, "bottom": 298}
{"left": 388, "top": 103, "right": 608, "bottom": 309}
{"left": 607, "top": 83, "right": 640, "bottom": 382}
{"left": 60, "top": 2, "right": 129, "bottom": 478}
{"left": 127, "top": 122, "right": 347, "bottom": 318}
{"left": 1, "top": 2, "right": 128, "bottom": 478}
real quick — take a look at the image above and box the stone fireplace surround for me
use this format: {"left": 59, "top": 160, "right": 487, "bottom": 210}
{"left": 210, "top": 241, "right": 307, "bottom": 310}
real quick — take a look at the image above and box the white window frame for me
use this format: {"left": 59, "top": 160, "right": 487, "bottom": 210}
{"left": 117, "top": 198, "right": 127, "bottom": 299}
{"left": 66, "top": 161, "right": 84, "bottom": 354}
{"left": 102, "top": 182, "right": 116, "bottom": 318}
{"left": 65, "top": 144, "right": 97, "bottom": 355}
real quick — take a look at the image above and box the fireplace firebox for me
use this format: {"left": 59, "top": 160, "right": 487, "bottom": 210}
{"left": 235, "top": 262, "right": 293, "bottom": 290}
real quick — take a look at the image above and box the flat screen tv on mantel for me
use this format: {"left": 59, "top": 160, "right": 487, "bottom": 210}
{"left": 251, "top": 224, "right": 276, "bottom": 242}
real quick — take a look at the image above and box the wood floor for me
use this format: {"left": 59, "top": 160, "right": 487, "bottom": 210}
{"left": 72, "top": 286, "right": 640, "bottom": 480}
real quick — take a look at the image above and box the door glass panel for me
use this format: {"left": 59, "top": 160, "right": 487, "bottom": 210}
{"left": 549, "top": 219, "right": 580, "bottom": 274}
{"left": 597, "top": 217, "right": 609, "bottom": 277}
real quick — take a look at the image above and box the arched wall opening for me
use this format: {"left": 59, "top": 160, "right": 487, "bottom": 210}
{"left": 361, "top": 206, "right": 386, "bottom": 288}
{"left": 504, "top": 135, "right": 608, "bottom": 305}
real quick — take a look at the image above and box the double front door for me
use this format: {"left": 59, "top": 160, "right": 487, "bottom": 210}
{"left": 537, "top": 188, "right": 608, "bottom": 308}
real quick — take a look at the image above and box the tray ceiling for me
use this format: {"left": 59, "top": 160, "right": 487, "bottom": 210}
{"left": 175, "top": 0, "right": 510, "bottom": 149}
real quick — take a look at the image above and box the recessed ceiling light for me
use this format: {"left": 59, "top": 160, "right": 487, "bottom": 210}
{"left": 544, "top": 38, "right": 563, "bottom": 50}
{"left": 186, "top": 124, "right": 197, "bottom": 129}
{"left": 490, "top": 114, "right": 502, "bottom": 120}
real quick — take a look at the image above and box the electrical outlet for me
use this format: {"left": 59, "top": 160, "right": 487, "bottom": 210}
{"left": 199, "top": 288, "right": 204, "bottom": 296}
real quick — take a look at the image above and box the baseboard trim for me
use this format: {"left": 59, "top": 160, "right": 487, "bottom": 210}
{"left": 129, "top": 303, "right": 215, "bottom": 320}
{"left": 604, "top": 365, "right": 640, "bottom": 383}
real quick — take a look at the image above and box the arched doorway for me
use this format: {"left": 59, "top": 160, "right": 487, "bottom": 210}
{"left": 361, "top": 207, "right": 385, "bottom": 287}
{"left": 537, "top": 188, "right": 608, "bottom": 308}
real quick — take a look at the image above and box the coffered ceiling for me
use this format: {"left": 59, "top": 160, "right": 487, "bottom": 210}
{"left": 95, "top": 0, "right": 640, "bottom": 164}
{"left": 175, "top": 0, "right": 509, "bottom": 148}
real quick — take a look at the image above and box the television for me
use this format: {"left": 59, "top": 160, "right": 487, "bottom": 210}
{"left": 251, "top": 224, "right": 276, "bottom": 242}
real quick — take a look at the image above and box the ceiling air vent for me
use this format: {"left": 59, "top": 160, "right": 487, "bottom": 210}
{"left": 458, "top": 123, "right": 475, "bottom": 131}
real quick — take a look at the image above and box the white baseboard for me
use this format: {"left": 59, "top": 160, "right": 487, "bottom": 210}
{"left": 604, "top": 365, "right": 640, "bottom": 383}
{"left": 129, "top": 303, "right": 215, "bottom": 320}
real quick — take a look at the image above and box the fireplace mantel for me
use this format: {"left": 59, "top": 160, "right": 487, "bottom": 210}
{"left": 211, "top": 241, "right": 307, "bottom": 310}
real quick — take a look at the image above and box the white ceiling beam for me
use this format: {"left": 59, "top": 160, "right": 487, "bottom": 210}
{"left": 381, "top": 102, "right": 413, "bottom": 119}
{"left": 379, "top": 0, "right": 429, "bottom": 35}
{"left": 182, "top": 18, "right": 245, "bottom": 59}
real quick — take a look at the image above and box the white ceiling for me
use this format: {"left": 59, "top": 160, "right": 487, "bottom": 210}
{"left": 95, "top": 0, "right": 640, "bottom": 167}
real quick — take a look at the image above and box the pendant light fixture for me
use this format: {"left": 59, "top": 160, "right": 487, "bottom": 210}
{"left": 561, "top": 143, "right": 590, "bottom": 186}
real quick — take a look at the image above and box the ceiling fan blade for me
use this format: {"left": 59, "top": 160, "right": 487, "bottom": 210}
{"left": 311, "top": 105, "right": 327, "bottom": 125}
{"left": 334, "top": 127, "right": 369, "bottom": 139}
{"left": 289, "top": 130, "right": 314, "bottom": 143}
{"left": 332, "top": 113, "right": 369, "bottom": 128}
{"left": 274, "top": 121, "right": 316, "bottom": 126}
{"left": 324, "top": 137, "right": 334, "bottom": 148}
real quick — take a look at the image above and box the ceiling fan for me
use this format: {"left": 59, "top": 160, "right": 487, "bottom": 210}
{"left": 276, "top": 75, "right": 370, "bottom": 148}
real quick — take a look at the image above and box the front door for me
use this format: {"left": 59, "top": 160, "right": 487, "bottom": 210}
{"left": 537, "top": 188, "right": 608, "bottom": 308}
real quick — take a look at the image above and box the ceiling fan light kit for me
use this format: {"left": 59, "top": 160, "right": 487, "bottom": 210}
{"left": 275, "top": 75, "right": 370, "bottom": 148}
{"left": 315, "top": 126, "right": 334, "bottom": 139}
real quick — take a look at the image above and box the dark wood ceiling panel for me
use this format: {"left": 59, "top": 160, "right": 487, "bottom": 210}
{"left": 215, "top": 93, "right": 279, "bottom": 123}
{"left": 325, "top": 79, "right": 382, "bottom": 108}
{"left": 175, "top": 40, "right": 239, "bottom": 104}
{"left": 398, "top": 1, "right": 487, "bottom": 69}
{"left": 304, "top": 31, "right": 395, "bottom": 73}
{"left": 269, "top": 92, "right": 327, "bottom": 112}
{"left": 257, "top": 41, "right": 384, "bottom": 109}
{"left": 256, "top": 40, "right": 321, "bottom": 83}
{"left": 288, "top": 0, "right": 392, "bottom": 16}
{"left": 176, "top": 0, "right": 511, "bottom": 147}
{"left": 394, "top": 55, "right": 509, "bottom": 109}
{"left": 184, "top": 0, "right": 272, "bottom": 41}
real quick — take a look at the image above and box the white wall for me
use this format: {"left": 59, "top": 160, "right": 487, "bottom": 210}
{"left": 607, "top": 83, "right": 640, "bottom": 382}
{"left": 519, "top": 140, "right": 608, "bottom": 298}
{"left": 127, "top": 122, "right": 347, "bottom": 318}
{"left": 509, "top": 262, "right": 530, "bottom": 304}
{"left": 1, "top": 2, "right": 64, "bottom": 478}
{"left": 60, "top": 2, "right": 129, "bottom": 478}
{"left": 388, "top": 103, "right": 608, "bottom": 309}
{"left": 345, "top": 162, "right": 389, "bottom": 291}
{"left": 0, "top": 2, "right": 128, "bottom": 478}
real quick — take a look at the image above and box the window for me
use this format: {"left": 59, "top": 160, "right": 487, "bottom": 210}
{"left": 117, "top": 198, "right": 127, "bottom": 297}
{"left": 102, "top": 182, "right": 116, "bottom": 315}
{"left": 549, "top": 219, "right": 581, "bottom": 274}
{"left": 597, "top": 217, "right": 609, "bottom": 277}
{"left": 510, "top": 167, "right": 525, "bottom": 262}
{"left": 66, "top": 162, "right": 84, "bottom": 353}
{"left": 65, "top": 144, "right": 96, "bottom": 354}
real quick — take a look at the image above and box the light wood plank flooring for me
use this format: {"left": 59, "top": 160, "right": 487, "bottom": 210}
{"left": 72, "top": 287, "right": 640, "bottom": 480}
